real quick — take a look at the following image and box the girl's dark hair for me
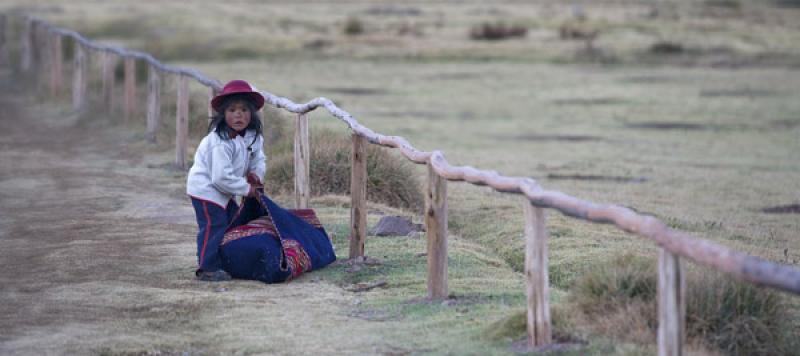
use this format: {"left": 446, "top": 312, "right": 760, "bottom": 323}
{"left": 207, "top": 94, "right": 263, "bottom": 146}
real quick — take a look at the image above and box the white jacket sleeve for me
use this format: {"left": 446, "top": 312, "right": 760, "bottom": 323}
{"left": 210, "top": 143, "right": 250, "bottom": 196}
{"left": 248, "top": 136, "right": 267, "bottom": 181}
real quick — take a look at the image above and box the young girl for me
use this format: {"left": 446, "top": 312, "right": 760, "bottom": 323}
{"left": 187, "top": 79, "right": 267, "bottom": 281}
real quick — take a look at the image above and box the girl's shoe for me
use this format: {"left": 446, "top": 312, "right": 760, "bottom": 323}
{"left": 196, "top": 269, "right": 232, "bottom": 281}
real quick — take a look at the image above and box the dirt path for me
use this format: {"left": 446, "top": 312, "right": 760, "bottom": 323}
{"left": 0, "top": 69, "right": 404, "bottom": 355}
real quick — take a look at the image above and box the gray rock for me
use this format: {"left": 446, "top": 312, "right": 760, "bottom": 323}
{"left": 369, "top": 215, "right": 424, "bottom": 237}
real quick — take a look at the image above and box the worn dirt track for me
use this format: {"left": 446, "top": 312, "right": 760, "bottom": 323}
{"left": 0, "top": 69, "right": 401, "bottom": 355}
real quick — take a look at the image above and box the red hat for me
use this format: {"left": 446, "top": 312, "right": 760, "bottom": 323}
{"left": 211, "top": 80, "right": 265, "bottom": 112}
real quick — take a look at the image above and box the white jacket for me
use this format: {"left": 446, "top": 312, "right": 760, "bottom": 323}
{"left": 186, "top": 129, "right": 266, "bottom": 208}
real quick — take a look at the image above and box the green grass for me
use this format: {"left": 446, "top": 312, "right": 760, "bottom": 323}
{"left": 304, "top": 211, "right": 642, "bottom": 355}
{"left": 274, "top": 211, "right": 543, "bottom": 355}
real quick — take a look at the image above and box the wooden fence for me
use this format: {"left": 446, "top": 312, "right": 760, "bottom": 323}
{"left": 7, "top": 14, "right": 800, "bottom": 355}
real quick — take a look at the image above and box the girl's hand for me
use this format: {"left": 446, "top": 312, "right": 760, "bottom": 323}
{"left": 246, "top": 184, "right": 262, "bottom": 198}
{"left": 246, "top": 172, "right": 262, "bottom": 185}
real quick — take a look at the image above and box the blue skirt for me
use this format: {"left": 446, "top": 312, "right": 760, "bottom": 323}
{"left": 219, "top": 193, "right": 336, "bottom": 283}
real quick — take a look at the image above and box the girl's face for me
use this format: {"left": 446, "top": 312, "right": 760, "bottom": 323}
{"left": 224, "top": 100, "right": 252, "bottom": 132}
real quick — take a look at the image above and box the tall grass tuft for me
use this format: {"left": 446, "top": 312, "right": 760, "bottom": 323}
{"left": 572, "top": 253, "right": 657, "bottom": 314}
{"left": 343, "top": 17, "right": 365, "bottom": 36}
{"left": 570, "top": 253, "right": 797, "bottom": 355}
{"left": 264, "top": 127, "right": 423, "bottom": 211}
{"left": 686, "top": 271, "right": 796, "bottom": 355}
{"left": 469, "top": 21, "right": 527, "bottom": 41}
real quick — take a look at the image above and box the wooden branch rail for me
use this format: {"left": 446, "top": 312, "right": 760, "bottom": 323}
{"left": 16, "top": 14, "right": 800, "bottom": 355}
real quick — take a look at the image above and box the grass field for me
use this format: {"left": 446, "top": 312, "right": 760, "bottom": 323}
{"left": 1, "top": 0, "right": 799, "bottom": 354}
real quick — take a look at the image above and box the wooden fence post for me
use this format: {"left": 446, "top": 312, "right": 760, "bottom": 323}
{"left": 101, "top": 51, "right": 116, "bottom": 113}
{"left": 33, "top": 21, "right": 49, "bottom": 92}
{"left": 72, "top": 41, "right": 87, "bottom": 112}
{"left": 39, "top": 27, "right": 51, "bottom": 91}
{"left": 294, "top": 113, "right": 310, "bottom": 208}
{"left": 524, "top": 201, "right": 552, "bottom": 348}
{"left": 49, "top": 33, "right": 62, "bottom": 97}
{"left": 658, "top": 249, "right": 686, "bottom": 356}
{"left": 20, "top": 17, "right": 32, "bottom": 72}
{"left": 35, "top": 22, "right": 45, "bottom": 66}
{"left": 123, "top": 57, "right": 136, "bottom": 122}
{"left": 146, "top": 65, "right": 161, "bottom": 143}
{"left": 208, "top": 87, "right": 218, "bottom": 123}
{"left": 175, "top": 74, "right": 189, "bottom": 169}
{"left": 349, "top": 133, "right": 367, "bottom": 258}
{"left": 425, "top": 159, "right": 448, "bottom": 299}
{"left": 0, "top": 14, "right": 7, "bottom": 66}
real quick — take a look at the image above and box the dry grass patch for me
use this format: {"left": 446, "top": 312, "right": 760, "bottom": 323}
{"left": 265, "top": 128, "right": 424, "bottom": 211}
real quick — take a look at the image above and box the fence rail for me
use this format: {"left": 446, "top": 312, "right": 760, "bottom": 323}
{"left": 8, "top": 13, "right": 799, "bottom": 355}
